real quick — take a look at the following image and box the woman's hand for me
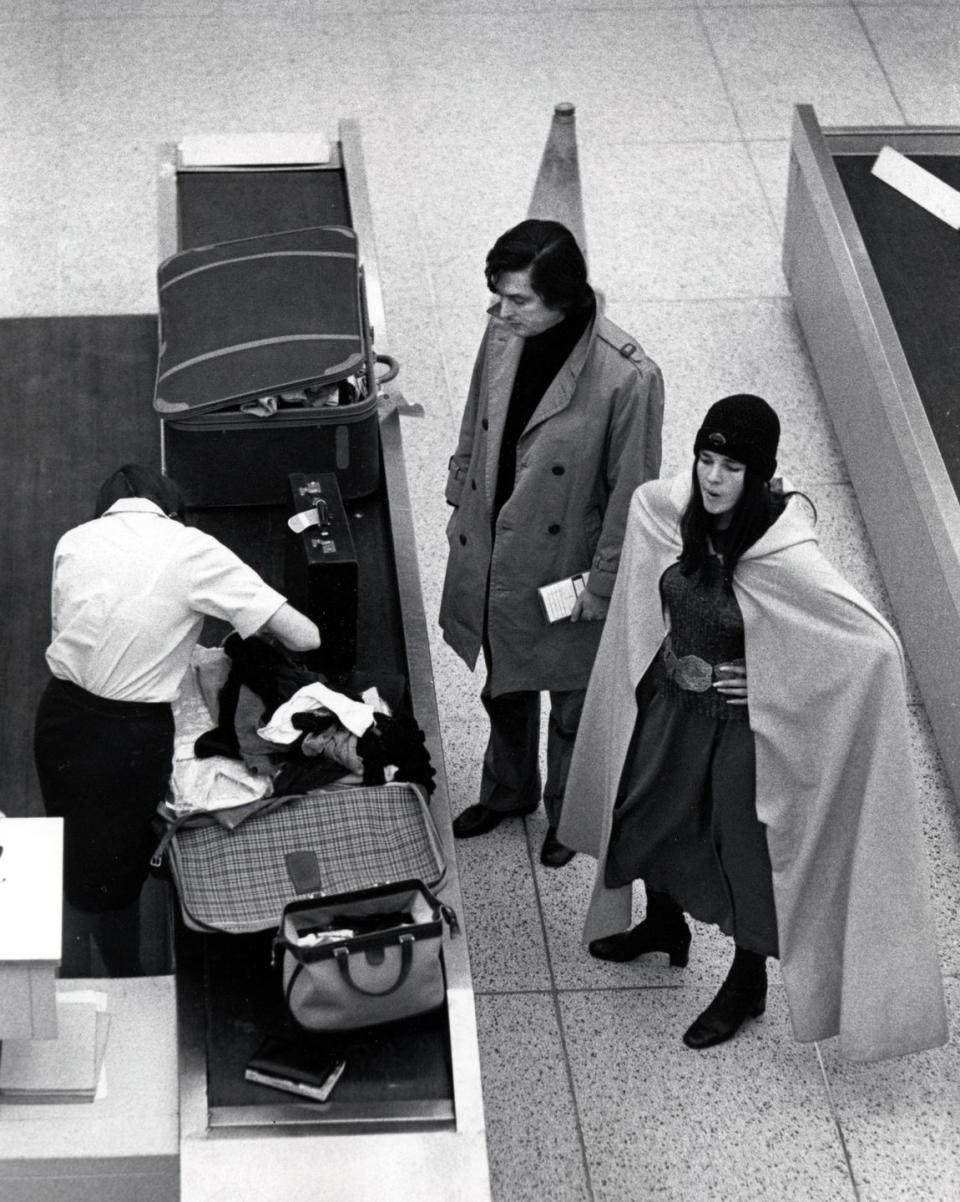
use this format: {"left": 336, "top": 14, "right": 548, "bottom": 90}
{"left": 713, "top": 663, "right": 748, "bottom": 706}
{"left": 570, "top": 590, "right": 610, "bottom": 622}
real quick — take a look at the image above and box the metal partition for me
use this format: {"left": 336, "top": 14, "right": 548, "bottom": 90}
{"left": 783, "top": 104, "right": 960, "bottom": 800}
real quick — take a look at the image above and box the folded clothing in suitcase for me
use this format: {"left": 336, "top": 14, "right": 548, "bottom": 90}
{"left": 154, "top": 225, "right": 382, "bottom": 505}
{"left": 152, "top": 783, "right": 445, "bottom": 935}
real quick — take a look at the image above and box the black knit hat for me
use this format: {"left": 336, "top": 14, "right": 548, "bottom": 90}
{"left": 693, "top": 394, "right": 780, "bottom": 481}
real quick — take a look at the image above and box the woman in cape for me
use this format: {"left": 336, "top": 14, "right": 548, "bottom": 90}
{"left": 557, "top": 395, "right": 947, "bottom": 1060}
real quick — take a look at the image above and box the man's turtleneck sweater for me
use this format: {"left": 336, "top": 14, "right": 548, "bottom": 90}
{"left": 493, "top": 298, "right": 595, "bottom": 519}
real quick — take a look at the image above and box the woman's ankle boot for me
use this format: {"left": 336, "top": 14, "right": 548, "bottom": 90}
{"left": 682, "top": 947, "right": 767, "bottom": 1049}
{"left": 588, "top": 890, "right": 691, "bottom": 966}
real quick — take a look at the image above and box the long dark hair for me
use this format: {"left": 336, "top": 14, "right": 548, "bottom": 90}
{"left": 94, "top": 463, "right": 186, "bottom": 521}
{"left": 678, "top": 460, "right": 813, "bottom": 587}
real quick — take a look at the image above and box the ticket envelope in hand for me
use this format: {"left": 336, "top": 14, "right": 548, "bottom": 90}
{"left": 538, "top": 572, "right": 589, "bottom": 623}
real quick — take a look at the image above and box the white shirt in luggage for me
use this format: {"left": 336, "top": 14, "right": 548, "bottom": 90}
{"left": 45, "top": 498, "right": 286, "bottom": 703}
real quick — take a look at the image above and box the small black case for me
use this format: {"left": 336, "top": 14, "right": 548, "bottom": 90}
{"left": 285, "top": 472, "right": 359, "bottom": 674}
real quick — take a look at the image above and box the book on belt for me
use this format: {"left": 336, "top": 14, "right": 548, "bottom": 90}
{"left": 538, "top": 571, "right": 589, "bottom": 623}
{"left": 244, "top": 1035, "right": 347, "bottom": 1103}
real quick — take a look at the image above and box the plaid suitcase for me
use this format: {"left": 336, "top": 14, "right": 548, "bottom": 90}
{"left": 151, "top": 782, "right": 444, "bottom": 935}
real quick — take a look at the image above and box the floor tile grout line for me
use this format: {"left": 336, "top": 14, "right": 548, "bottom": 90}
{"left": 411, "top": 208, "right": 461, "bottom": 438}
{"left": 473, "top": 982, "right": 690, "bottom": 998}
{"left": 54, "top": 8, "right": 67, "bottom": 319}
{"left": 694, "top": 0, "right": 752, "bottom": 148}
{"left": 473, "top": 979, "right": 791, "bottom": 998}
{"left": 852, "top": 0, "right": 910, "bottom": 127}
{"left": 524, "top": 819, "right": 597, "bottom": 1202}
{"left": 815, "top": 1040, "right": 864, "bottom": 1202}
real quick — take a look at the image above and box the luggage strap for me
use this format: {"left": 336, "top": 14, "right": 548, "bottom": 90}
{"left": 150, "top": 791, "right": 310, "bottom": 868}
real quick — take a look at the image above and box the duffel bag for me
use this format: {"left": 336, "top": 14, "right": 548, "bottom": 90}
{"left": 274, "top": 879, "right": 459, "bottom": 1031}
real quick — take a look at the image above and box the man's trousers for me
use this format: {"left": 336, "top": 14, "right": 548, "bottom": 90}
{"left": 479, "top": 680, "right": 585, "bottom": 827}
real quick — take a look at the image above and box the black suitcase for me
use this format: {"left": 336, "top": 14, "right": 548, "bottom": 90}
{"left": 284, "top": 472, "right": 359, "bottom": 674}
{"left": 154, "top": 225, "right": 386, "bottom": 506}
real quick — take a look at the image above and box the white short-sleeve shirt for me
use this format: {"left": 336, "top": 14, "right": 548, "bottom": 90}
{"left": 45, "top": 498, "right": 286, "bottom": 702}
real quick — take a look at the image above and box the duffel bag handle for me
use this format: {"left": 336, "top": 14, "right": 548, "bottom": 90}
{"left": 283, "top": 933, "right": 415, "bottom": 1012}
{"left": 333, "top": 933, "right": 414, "bottom": 997}
{"left": 276, "top": 879, "right": 459, "bottom": 957}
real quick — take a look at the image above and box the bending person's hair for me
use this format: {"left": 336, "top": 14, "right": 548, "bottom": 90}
{"left": 485, "top": 219, "right": 593, "bottom": 314}
{"left": 95, "top": 463, "right": 186, "bottom": 521}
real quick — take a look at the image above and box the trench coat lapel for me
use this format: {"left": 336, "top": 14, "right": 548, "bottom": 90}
{"left": 521, "top": 314, "right": 594, "bottom": 438}
{"left": 482, "top": 310, "right": 596, "bottom": 503}
{"left": 483, "top": 320, "right": 523, "bottom": 506}
{"left": 485, "top": 310, "right": 595, "bottom": 502}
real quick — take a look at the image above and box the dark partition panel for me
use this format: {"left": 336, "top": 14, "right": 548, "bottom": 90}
{"left": 0, "top": 315, "right": 159, "bottom": 816}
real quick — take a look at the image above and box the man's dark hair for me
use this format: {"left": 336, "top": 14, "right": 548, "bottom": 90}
{"left": 485, "top": 219, "right": 592, "bottom": 313}
{"left": 94, "top": 463, "right": 186, "bottom": 521}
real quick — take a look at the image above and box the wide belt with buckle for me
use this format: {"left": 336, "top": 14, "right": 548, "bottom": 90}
{"left": 661, "top": 638, "right": 744, "bottom": 693}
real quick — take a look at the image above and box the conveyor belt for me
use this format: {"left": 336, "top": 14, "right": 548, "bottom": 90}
{"left": 176, "top": 924, "right": 453, "bottom": 1128}
{"left": 180, "top": 479, "right": 453, "bottom": 1126}
{"left": 193, "top": 484, "right": 407, "bottom": 682}
{"left": 162, "top": 129, "right": 476, "bottom": 1151}
{"left": 177, "top": 168, "right": 350, "bottom": 246}
{"left": 834, "top": 155, "right": 960, "bottom": 492}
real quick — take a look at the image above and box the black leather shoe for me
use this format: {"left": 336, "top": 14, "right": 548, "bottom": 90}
{"left": 452, "top": 803, "right": 535, "bottom": 839}
{"left": 540, "top": 827, "right": 576, "bottom": 868}
{"left": 682, "top": 982, "right": 767, "bottom": 1049}
{"left": 588, "top": 919, "right": 691, "bottom": 966}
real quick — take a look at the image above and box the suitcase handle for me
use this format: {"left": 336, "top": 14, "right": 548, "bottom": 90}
{"left": 375, "top": 354, "right": 399, "bottom": 384}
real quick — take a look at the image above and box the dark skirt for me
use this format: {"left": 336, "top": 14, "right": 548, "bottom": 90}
{"left": 34, "top": 677, "right": 174, "bottom": 912}
{"left": 604, "top": 666, "right": 779, "bottom": 957}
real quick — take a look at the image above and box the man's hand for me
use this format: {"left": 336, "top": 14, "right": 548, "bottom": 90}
{"left": 570, "top": 591, "right": 609, "bottom": 622}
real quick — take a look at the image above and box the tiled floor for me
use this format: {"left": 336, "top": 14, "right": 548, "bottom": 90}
{"left": 3, "top": 2, "right": 959, "bottom": 1199}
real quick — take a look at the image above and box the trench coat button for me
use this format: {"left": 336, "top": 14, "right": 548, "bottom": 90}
{"left": 471, "top": 480, "right": 477, "bottom": 490}
{"left": 459, "top": 534, "right": 467, "bottom": 545}
{"left": 552, "top": 465, "right": 565, "bottom": 475}
{"left": 547, "top": 523, "right": 561, "bottom": 534}
{"left": 481, "top": 418, "right": 489, "bottom": 431}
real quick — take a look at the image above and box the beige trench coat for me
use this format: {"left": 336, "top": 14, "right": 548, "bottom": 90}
{"left": 439, "top": 307, "right": 664, "bottom": 696}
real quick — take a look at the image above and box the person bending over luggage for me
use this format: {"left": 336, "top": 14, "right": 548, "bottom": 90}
{"left": 557, "top": 395, "right": 947, "bottom": 1060}
{"left": 439, "top": 219, "right": 664, "bottom": 868}
{"left": 34, "top": 464, "right": 319, "bottom": 976}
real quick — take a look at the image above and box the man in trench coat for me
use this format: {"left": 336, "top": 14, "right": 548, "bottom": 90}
{"left": 439, "top": 219, "right": 664, "bottom": 866}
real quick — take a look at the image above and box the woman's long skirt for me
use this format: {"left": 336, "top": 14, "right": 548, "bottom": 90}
{"left": 604, "top": 668, "right": 779, "bottom": 957}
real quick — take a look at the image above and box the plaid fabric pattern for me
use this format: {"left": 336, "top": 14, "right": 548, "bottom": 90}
{"left": 166, "top": 784, "right": 444, "bottom": 933}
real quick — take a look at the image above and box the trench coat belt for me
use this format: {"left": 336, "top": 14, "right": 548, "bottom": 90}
{"left": 660, "top": 637, "right": 744, "bottom": 693}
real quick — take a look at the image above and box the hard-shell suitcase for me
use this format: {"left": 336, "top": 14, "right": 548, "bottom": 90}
{"left": 154, "top": 224, "right": 393, "bottom": 507}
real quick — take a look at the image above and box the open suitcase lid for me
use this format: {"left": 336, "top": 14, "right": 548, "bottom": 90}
{"left": 154, "top": 225, "right": 366, "bottom": 416}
